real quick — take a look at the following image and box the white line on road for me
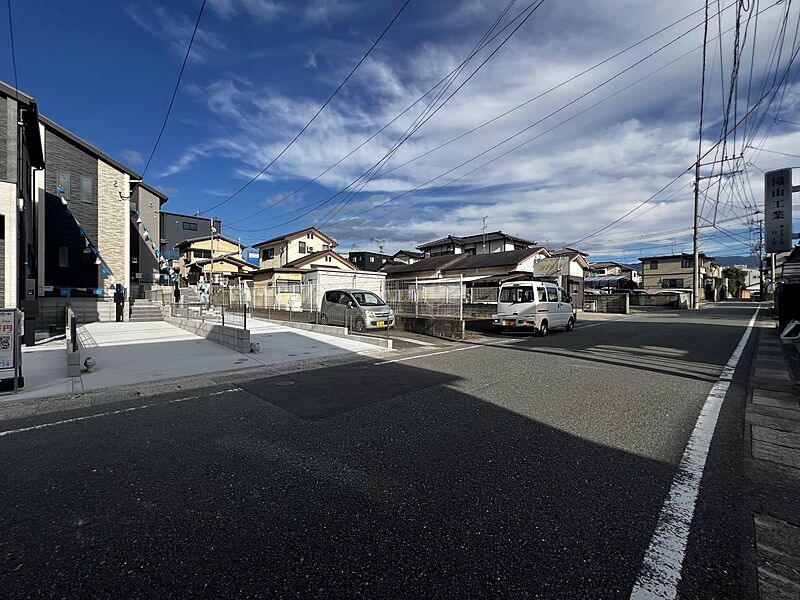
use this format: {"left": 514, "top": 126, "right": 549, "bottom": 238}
{"left": 0, "top": 388, "right": 242, "bottom": 438}
{"left": 629, "top": 308, "right": 760, "bottom": 600}
{"left": 374, "top": 345, "right": 480, "bottom": 365}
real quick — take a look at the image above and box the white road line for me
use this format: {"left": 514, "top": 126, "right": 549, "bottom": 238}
{"left": 0, "top": 388, "right": 242, "bottom": 438}
{"left": 374, "top": 345, "right": 480, "bottom": 365}
{"left": 630, "top": 308, "right": 760, "bottom": 600}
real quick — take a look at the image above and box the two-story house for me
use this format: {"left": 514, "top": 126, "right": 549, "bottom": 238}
{"left": 160, "top": 211, "right": 219, "bottom": 267}
{"left": 639, "top": 253, "right": 717, "bottom": 294}
{"left": 417, "top": 231, "right": 535, "bottom": 257}
{"left": 391, "top": 250, "right": 424, "bottom": 265}
{"left": 588, "top": 261, "right": 642, "bottom": 286}
{"left": 349, "top": 251, "right": 392, "bottom": 272}
{"left": 175, "top": 234, "right": 255, "bottom": 285}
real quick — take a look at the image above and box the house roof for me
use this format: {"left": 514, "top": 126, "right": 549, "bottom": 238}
{"left": 589, "top": 261, "right": 632, "bottom": 270}
{"left": 253, "top": 227, "right": 337, "bottom": 249}
{"left": 384, "top": 247, "right": 549, "bottom": 276}
{"left": 416, "top": 231, "right": 535, "bottom": 250}
{"left": 392, "top": 249, "right": 425, "bottom": 259}
{"left": 175, "top": 233, "right": 242, "bottom": 249}
{"left": 551, "top": 247, "right": 589, "bottom": 257}
{"left": 190, "top": 255, "right": 256, "bottom": 270}
{"left": 282, "top": 249, "right": 356, "bottom": 269}
{"left": 638, "top": 252, "right": 714, "bottom": 261}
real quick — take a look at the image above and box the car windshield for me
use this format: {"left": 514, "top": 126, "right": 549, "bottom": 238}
{"left": 351, "top": 292, "right": 385, "bottom": 306}
{"left": 499, "top": 286, "right": 534, "bottom": 303}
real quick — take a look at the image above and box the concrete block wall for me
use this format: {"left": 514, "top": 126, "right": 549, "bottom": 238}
{"left": 36, "top": 298, "right": 117, "bottom": 331}
{"left": 164, "top": 314, "right": 251, "bottom": 354}
{"left": 587, "top": 294, "right": 629, "bottom": 314}
{"left": 396, "top": 315, "right": 465, "bottom": 340}
{"left": 257, "top": 318, "right": 393, "bottom": 350}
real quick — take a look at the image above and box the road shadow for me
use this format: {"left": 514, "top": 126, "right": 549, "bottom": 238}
{"left": 0, "top": 358, "right": 677, "bottom": 599}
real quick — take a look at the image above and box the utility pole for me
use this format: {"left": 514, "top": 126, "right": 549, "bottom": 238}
{"left": 209, "top": 217, "right": 215, "bottom": 285}
{"left": 693, "top": 0, "right": 710, "bottom": 310}
{"left": 375, "top": 238, "right": 385, "bottom": 254}
{"left": 481, "top": 216, "right": 488, "bottom": 254}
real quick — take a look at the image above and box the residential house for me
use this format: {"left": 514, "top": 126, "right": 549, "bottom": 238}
{"left": 130, "top": 183, "right": 169, "bottom": 296}
{"left": 175, "top": 234, "right": 255, "bottom": 285}
{"left": 383, "top": 247, "right": 551, "bottom": 304}
{"left": 588, "top": 261, "right": 641, "bottom": 287}
{"left": 391, "top": 249, "right": 424, "bottom": 265}
{"left": 160, "top": 211, "right": 219, "bottom": 266}
{"left": 639, "top": 253, "right": 720, "bottom": 298}
{"left": 538, "top": 248, "right": 591, "bottom": 307}
{"left": 348, "top": 251, "right": 392, "bottom": 272}
{"left": 417, "top": 231, "right": 535, "bottom": 257}
{"left": 0, "top": 80, "right": 44, "bottom": 310}
{"left": 253, "top": 227, "right": 337, "bottom": 270}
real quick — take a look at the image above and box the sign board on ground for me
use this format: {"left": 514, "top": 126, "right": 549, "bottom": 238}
{"left": 765, "top": 168, "right": 793, "bottom": 253}
{"left": 0, "top": 309, "right": 18, "bottom": 370}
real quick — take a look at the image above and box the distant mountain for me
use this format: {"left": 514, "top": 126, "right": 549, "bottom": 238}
{"left": 712, "top": 255, "right": 759, "bottom": 268}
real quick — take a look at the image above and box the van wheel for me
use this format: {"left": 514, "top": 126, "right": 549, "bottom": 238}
{"left": 538, "top": 320, "right": 548, "bottom": 337}
{"left": 566, "top": 317, "right": 575, "bottom": 332}
{"left": 320, "top": 314, "right": 328, "bottom": 325}
{"left": 352, "top": 317, "right": 366, "bottom": 333}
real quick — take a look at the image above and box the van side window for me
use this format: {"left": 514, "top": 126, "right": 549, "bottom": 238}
{"left": 325, "top": 291, "right": 340, "bottom": 303}
{"left": 559, "top": 289, "right": 569, "bottom": 303}
{"left": 537, "top": 287, "right": 546, "bottom": 302}
{"left": 546, "top": 287, "right": 558, "bottom": 302}
{"left": 339, "top": 293, "right": 352, "bottom": 305}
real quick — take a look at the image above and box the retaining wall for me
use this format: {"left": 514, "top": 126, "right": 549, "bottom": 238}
{"left": 631, "top": 294, "right": 689, "bottom": 309}
{"left": 395, "top": 315, "right": 465, "bottom": 341}
{"left": 37, "top": 298, "right": 118, "bottom": 333}
{"left": 164, "top": 314, "right": 251, "bottom": 354}
{"left": 585, "top": 294, "right": 629, "bottom": 314}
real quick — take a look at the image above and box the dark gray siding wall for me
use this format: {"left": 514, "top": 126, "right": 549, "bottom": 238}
{"left": 132, "top": 187, "right": 162, "bottom": 286}
{"left": 44, "top": 128, "right": 99, "bottom": 243}
{"left": 0, "top": 227, "right": 4, "bottom": 306}
{"left": 160, "top": 212, "right": 215, "bottom": 257}
{"left": 0, "top": 95, "right": 15, "bottom": 183}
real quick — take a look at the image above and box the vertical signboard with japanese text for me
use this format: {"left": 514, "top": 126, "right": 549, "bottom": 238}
{"left": 0, "top": 309, "right": 17, "bottom": 370}
{"left": 765, "top": 168, "right": 793, "bottom": 253}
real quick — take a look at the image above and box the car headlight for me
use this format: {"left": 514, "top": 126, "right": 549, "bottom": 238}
{"left": 365, "top": 309, "right": 375, "bottom": 318}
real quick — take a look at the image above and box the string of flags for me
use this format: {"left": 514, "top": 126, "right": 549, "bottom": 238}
{"left": 133, "top": 207, "right": 179, "bottom": 283}
{"left": 57, "top": 185, "right": 116, "bottom": 296}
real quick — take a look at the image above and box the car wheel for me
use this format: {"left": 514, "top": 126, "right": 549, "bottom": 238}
{"left": 566, "top": 317, "right": 575, "bottom": 332}
{"left": 352, "top": 317, "right": 366, "bottom": 332}
{"left": 319, "top": 313, "right": 328, "bottom": 325}
{"left": 538, "top": 320, "right": 548, "bottom": 337}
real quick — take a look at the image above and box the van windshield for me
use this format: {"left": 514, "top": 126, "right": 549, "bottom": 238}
{"left": 499, "top": 286, "right": 534, "bottom": 303}
{"left": 351, "top": 292, "right": 385, "bottom": 306}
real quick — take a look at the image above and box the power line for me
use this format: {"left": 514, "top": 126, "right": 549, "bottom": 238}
{"left": 5, "top": 0, "right": 18, "bottom": 96}
{"left": 226, "top": 0, "right": 535, "bottom": 227}
{"left": 230, "top": 0, "right": 730, "bottom": 233}
{"left": 200, "top": 0, "right": 413, "bottom": 215}
{"left": 142, "top": 0, "right": 207, "bottom": 178}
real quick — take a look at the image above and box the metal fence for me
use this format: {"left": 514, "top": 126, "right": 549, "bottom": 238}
{"left": 170, "top": 302, "right": 248, "bottom": 329}
{"left": 385, "top": 278, "right": 464, "bottom": 318}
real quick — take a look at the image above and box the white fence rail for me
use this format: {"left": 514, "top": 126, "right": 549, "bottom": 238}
{"left": 385, "top": 278, "right": 464, "bottom": 319}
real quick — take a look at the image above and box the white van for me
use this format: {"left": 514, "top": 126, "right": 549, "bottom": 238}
{"left": 491, "top": 280, "right": 575, "bottom": 336}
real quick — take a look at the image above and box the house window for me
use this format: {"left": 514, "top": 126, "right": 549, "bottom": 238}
{"left": 307, "top": 232, "right": 314, "bottom": 239}
{"left": 0, "top": 214, "right": 4, "bottom": 239}
{"left": 369, "top": 256, "right": 375, "bottom": 263}
{"left": 262, "top": 248, "right": 274, "bottom": 260}
{"left": 298, "top": 241, "right": 306, "bottom": 253}
{"left": 58, "top": 246, "right": 69, "bottom": 268}
{"left": 681, "top": 257, "right": 693, "bottom": 268}
{"left": 649, "top": 260, "right": 658, "bottom": 270}
{"left": 183, "top": 222, "right": 198, "bottom": 231}
{"left": 662, "top": 278, "right": 684, "bottom": 288}
{"left": 57, "top": 172, "right": 70, "bottom": 200}
{"left": 80, "top": 175, "right": 94, "bottom": 203}
{"left": 194, "top": 249, "right": 211, "bottom": 259}
{"left": 325, "top": 256, "right": 331, "bottom": 262}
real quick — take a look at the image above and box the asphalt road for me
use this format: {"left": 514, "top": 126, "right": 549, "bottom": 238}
{"left": 0, "top": 304, "right": 760, "bottom": 599}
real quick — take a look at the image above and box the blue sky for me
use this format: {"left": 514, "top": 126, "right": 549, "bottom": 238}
{"left": 3, "top": 0, "right": 800, "bottom": 261}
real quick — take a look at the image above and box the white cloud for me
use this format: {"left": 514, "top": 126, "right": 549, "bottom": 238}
{"left": 121, "top": 149, "right": 145, "bottom": 167}
{"left": 305, "top": 51, "right": 318, "bottom": 70}
{"left": 167, "top": 0, "right": 797, "bottom": 258}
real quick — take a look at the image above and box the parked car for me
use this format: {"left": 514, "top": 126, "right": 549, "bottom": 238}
{"left": 491, "top": 280, "right": 575, "bottom": 336}
{"left": 320, "top": 289, "right": 395, "bottom": 332}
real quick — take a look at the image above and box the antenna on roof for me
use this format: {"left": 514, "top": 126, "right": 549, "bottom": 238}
{"left": 481, "top": 216, "right": 488, "bottom": 254}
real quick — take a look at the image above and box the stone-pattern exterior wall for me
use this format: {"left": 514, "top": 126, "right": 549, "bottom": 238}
{"left": 97, "top": 161, "right": 129, "bottom": 293}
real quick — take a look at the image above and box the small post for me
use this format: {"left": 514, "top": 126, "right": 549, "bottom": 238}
{"left": 459, "top": 274, "right": 464, "bottom": 321}
{"left": 415, "top": 277, "right": 419, "bottom": 317}
{"left": 222, "top": 306, "right": 225, "bottom": 327}
{"left": 244, "top": 304, "right": 247, "bottom": 330}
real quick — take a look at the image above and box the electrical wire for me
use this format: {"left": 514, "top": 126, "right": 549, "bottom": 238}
{"left": 199, "top": 0, "right": 413, "bottom": 215}
{"left": 5, "top": 0, "right": 18, "bottom": 96}
{"left": 142, "top": 0, "right": 206, "bottom": 178}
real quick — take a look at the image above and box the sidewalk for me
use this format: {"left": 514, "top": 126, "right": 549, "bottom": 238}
{"left": 744, "top": 317, "right": 800, "bottom": 599}
{"left": 2, "top": 320, "right": 383, "bottom": 403}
